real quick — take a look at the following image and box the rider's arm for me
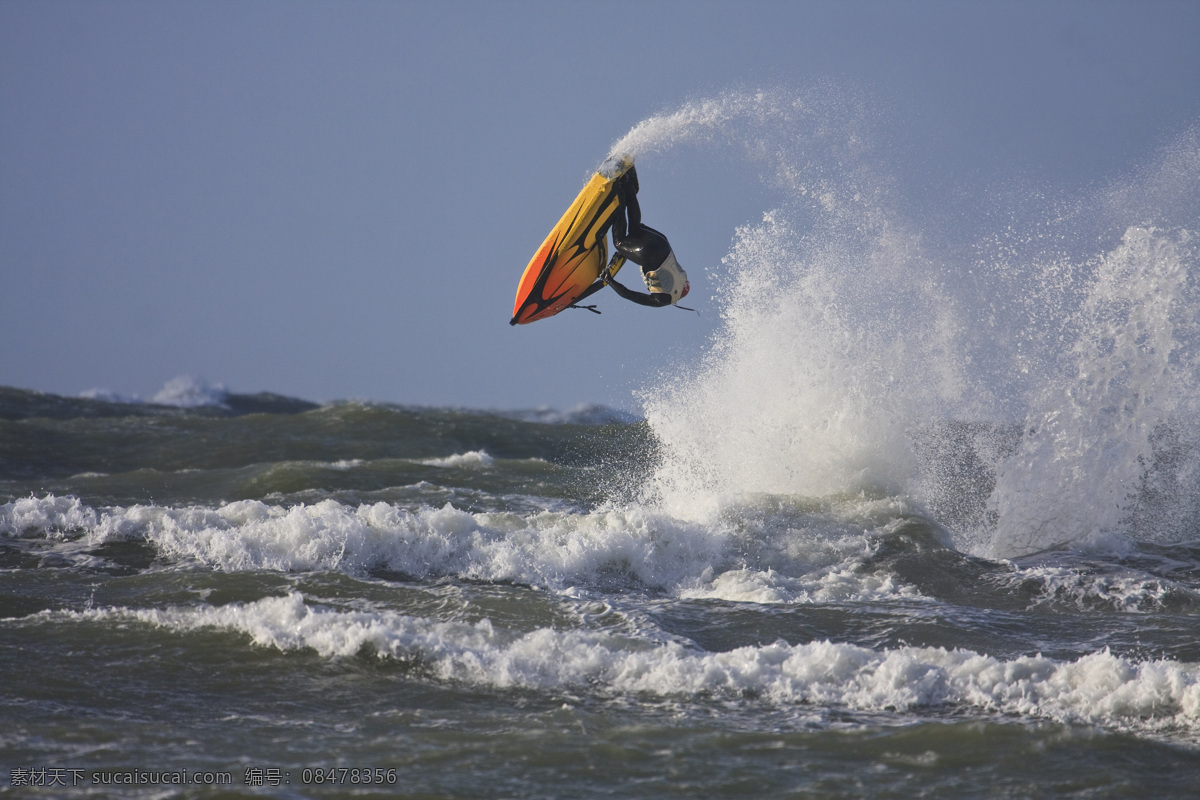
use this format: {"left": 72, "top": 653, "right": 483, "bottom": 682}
{"left": 607, "top": 275, "right": 672, "bottom": 307}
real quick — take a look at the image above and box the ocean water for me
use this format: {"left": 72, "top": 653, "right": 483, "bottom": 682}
{"left": 4, "top": 92, "right": 1200, "bottom": 798}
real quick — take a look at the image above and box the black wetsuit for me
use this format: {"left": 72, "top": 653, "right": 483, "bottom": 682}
{"left": 574, "top": 166, "right": 674, "bottom": 309}
{"left": 607, "top": 167, "right": 674, "bottom": 307}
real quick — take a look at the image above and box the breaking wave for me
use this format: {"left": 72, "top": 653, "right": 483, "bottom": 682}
{"left": 1, "top": 494, "right": 914, "bottom": 604}
{"left": 38, "top": 592, "right": 1200, "bottom": 733}
{"left": 617, "top": 92, "right": 1199, "bottom": 559}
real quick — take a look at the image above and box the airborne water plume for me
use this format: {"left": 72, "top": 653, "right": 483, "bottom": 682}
{"left": 618, "top": 91, "right": 1200, "bottom": 559}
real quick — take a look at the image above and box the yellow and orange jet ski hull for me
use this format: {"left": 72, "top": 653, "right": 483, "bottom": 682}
{"left": 510, "top": 157, "right": 633, "bottom": 325}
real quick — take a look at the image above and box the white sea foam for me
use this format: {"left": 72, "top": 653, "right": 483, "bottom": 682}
{"left": 1012, "top": 563, "right": 1200, "bottom": 613}
{"left": 678, "top": 564, "right": 920, "bottom": 605}
{"left": 1, "top": 495, "right": 915, "bottom": 603}
{"left": 79, "top": 375, "right": 230, "bottom": 408}
{"left": 0, "top": 495, "right": 98, "bottom": 537}
{"left": 420, "top": 451, "right": 495, "bottom": 469}
{"left": 54, "top": 593, "right": 1200, "bottom": 731}
{"left": 150, "top": 375, "right": 229, "bottom": 408}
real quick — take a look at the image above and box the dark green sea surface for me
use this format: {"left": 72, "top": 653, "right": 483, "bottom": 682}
{"left": 3, "top": 387, "right": 1199, "bottom": 798}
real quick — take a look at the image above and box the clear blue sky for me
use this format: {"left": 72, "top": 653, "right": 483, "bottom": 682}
{"left": 2, "top": 0, "right": 1197, "bottom": 410}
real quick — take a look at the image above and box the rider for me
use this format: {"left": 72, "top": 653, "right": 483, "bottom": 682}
{"left": 605, "top": 165, "right": 689, "bottom": 306}
{"left": 573, "top": 164, "right": 689, "bottom": 311}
